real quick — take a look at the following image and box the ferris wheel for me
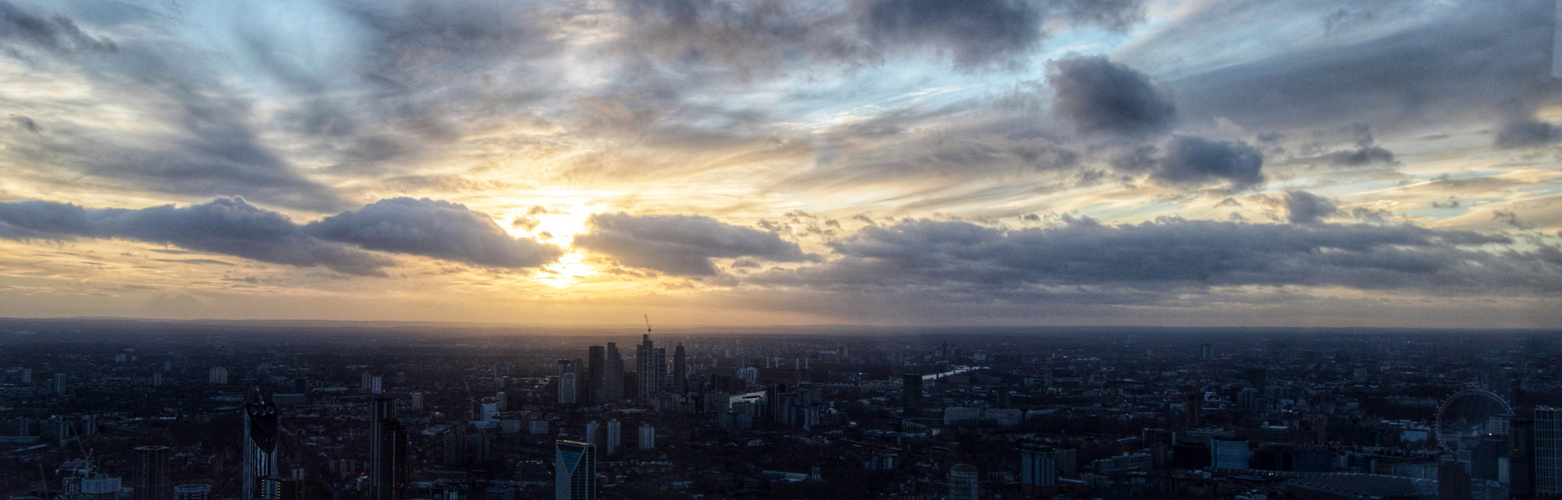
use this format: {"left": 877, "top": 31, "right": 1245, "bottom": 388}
{"left": 1433, "top": 388, "right": 1513, "bottom": 451}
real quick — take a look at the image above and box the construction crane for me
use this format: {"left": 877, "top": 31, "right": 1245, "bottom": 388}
{"left": 644, "top": 314, "right": 652, "bottom": 333}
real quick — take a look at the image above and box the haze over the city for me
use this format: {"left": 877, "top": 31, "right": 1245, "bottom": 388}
{"left": 0, "top": 0, "right": 1558, "bottom": 327}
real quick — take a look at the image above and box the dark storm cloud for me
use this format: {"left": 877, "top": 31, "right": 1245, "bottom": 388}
{"left": 0, "top": 198, "right": 391, "bottom": 276}
{"left": 860, "top": 0, "right": 1145, "bottom": 68}
{"left": 1494, "top": 108, "right": 1553, "bottom": 149}
{"left": 574, "top": 213, "right": 815, "bottom": 276}
{"left": 0, "top": 0, "right": 115, "bottom": 54}
{"left": 303, "top": 198, "right": 562, "bottom": 269}
{"left": 613, "top": 0, "right": 1146, "bottom": 75}
{"left": 753, "top": 217, "right": 1559, "bottom": 299}
{"left": 1047, "top": 55, "right": 1175, "bottom": 136}
{"left": 1169, "top": 0, "right": 1558, "bottom": 137}
{"left": 0, "top": 197, "right": 563, "bottom": 275}
{"left": 1115, "top": 136, "right": 1265, "bottom": 189}
{"left": 1281, "top": 190, "right": 1337, "bottom": 224}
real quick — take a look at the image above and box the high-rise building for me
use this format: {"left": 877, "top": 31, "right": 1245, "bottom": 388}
{"left": 1538, "top": 406, "right": 1562, "bottom": 495}
{"left": 496, "top": 392, "right": 507, "bottom": 412}
{"left": 371, "top": 376, "right": 383, "bottom": 394}
{"left": 1512, "top": 417, "right": 1536, "bottom": 498}
{"left": 902, "top": 374, "right": 923, "bottom": 415}
{"left": 639, "top": 423, "right": 656, "bottom": 450}
{"left": 605, "top": 343, "right": 624, "bottom": 403}
{"left": 673, "top": 343, "right": 687, "bottom": 394}
{"left": 361, "top": 372, "right": 372, "bottom": 392}
{"left": 1439, "top": 455, "right": 1472, "bottom": 500}
{"left": 559, "top": 372, "right": 577, "bottom": 406}
{"left": 375, "top": 420, "right": 410, "bottom": 500}
{"left": 585, "top": 421, "right": 600, "bottom": 447}
{"left": 555, "top": 440, "right": 596, "bottom": 500}
{"left": 1020, "top": 444, "right": 1057, "bottom": 496}
{"left": 242, "top": 391, "right": 278, "bottom": 500}
{"left": 209, "top": 367, "right": 227, "bottom": 385}
{"left": 1211, "top": 438, "right": 1250, "bottom": 470}
{"left": 152, "top": 373, "right": 163, "bottom": 387}
{"left": 587, "top": 345, "right": 605, "bottom": 405}
{"left": 55, "top": 372, "right": 68, "bottom": 393}
{"left": 636, "top": 335, "right": 658, "bottom": 404}
{"left": 132, "top": 446, "right": 169, "bottom": 500}
{"left": 1199, "top": 343, "right": 1212, "bottom": 359}
{"left": 606, "top": 419, "right": 621, "bottom": 456}
{"left": 21, "top": 367, "right": 31, "bottom": 384}
{"left": 410, "top": 392, "right": 424, "bottom": 411}
{"left": 949, "top": 464, "right": 979, "bottom": 500}
{"left": 173, "top": 484, "right": 210, "bottom": 500}
{"left": 370, "top": 396, "right": 398, "bottom": 500}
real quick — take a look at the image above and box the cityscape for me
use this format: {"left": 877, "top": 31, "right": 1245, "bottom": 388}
{"left": 0, "top": 0, "right": 1560, "bottom": 499}
{"left": 1, "top": 319, "right": 1559, "bottom": 499}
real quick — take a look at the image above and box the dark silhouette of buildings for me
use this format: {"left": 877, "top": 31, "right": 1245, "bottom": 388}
{"left": 132, "top": 446, "right": 168, "bottom": 500}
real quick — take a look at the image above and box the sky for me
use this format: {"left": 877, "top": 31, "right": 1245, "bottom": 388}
{"left": 0, "top": 0, "right": 1558, "bottom": 328}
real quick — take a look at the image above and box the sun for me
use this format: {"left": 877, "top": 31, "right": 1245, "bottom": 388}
{"left": 499, "top": 198, "right": 600, "bottom": 288}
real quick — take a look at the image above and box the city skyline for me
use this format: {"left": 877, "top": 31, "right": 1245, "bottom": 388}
{"left": 0, "top": 0, "right": 1556, "bottom": 328}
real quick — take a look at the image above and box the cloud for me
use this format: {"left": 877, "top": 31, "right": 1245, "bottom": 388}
{"left": 1494, "top": 106, "right": 1553, "bottom": 149}
{"left": 1281, "top": 190, "right": 1338, "bottom": 224}
{"left": 1164, "top": 0, "right": 1558, "bottom": 138}
{"left": 860, "top": 0, "right": 1145, "bottom": 68}
{"left": 1323, "top": 124, "right": 1395, "bottom": 166}
{"left": 0, "top": 198, "right": 391, "bottom": 275}
{"left": 574, "top": 213, "right": 814, "bottom": 276}
{"left": 303, "top": 198, "right": 562, "bottom": 269}
{"left": 0, "top": 197, "right": 563, "bottom": 275}
{"left": 0, "top": 0, "right": 115, "bottom": 55}
{"left": 1047, "top": 55, "right": 1175, "bottom": 136}
{"left": 1116, "top": 136, "right": 1265, "bottom": 189}
{"left": 753, "top": 217, "right": 1559, "bottom": 300}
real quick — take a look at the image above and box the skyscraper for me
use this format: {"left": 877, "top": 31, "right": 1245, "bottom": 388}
{"left": 636, "top": 335, "right": 657, "bottom": 404}
{"left": 587, "top": 345, "right": 605, "bottom": 405}
{"left": 605, "top": 419, "right": 621, "bottom": 456}
{"left": 605, "top": 343, "right": 624, "bottom": 403}
{"left": 369, "top": 396, "right": 397, "bottom": 500}
{"left": 375, "top": 420, "right": 410, "bottom": 500}
{"left": 949, "top": 464, "right": 979, "bottom": 500}
{"left": 555, "top": 440, "right": 596, "bottom": 500}
{"left": 132, "top": 446, "right": 169, "bottom": 500}
{"left": 1538, "top": 406, "right": 1562, "bottom": 495}
{"left": 902, "top": 374, "right": 923, "bottom": 416}
{"left": 242, "top": 391, "right": 278, "bottom": 500}
{"left": 1211, "top": 438, "right": 1250, "bottom": 470}
{"left": 1020, "top": 444, "right": 1057, "bottom": 496}
{"left": 673, "top": 342, "right": 687, "bottom": 394}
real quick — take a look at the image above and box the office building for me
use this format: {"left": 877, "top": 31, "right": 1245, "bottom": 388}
{"left": 639, "top": 423, "right": 655, "bottom": 450}
{"left": 173, "top": 484, "right": 210, "bottom": 500}
{"left": 585, "top": 421, "right": 600, "bottom": 447}
{"left": 133, "top": 446, "right": 169, "bottom": 500}
{"left": 949, "top": 464, "right": 979, "bottom": 500}
{"left": 1211, "top": 438, "right": 1250, "bottom": 470}
{"left": 1538, "top": 407, "right": 1562, "bottom": 495}
{"left": 605, "top": 342, "right": 624, "bottom": 403}
{"left": 242, "top": 391, "right": 278, "bottom": 500}
{"left": 208, "top": 368, "right": 226, "bottom": 385}
{"left": 902, "top": 374, "right": 923, "bottom": 415}
{"left": 1512, "top": 417, "right": 1536, "bottom": 498}
{"left": 555, "top": 440, "right": 596, "bottom": 500}
{"left": 606, "top": 419, "right": 621, "bottom": 456}
{"left": 587, "top": 345, "right": 605, "bottom": 404}
{"left": 673, "top": 342, "right": 687, "bottom": 393}
{"left": 1020, "top": 444, "right": 1057, "bottom": 496}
